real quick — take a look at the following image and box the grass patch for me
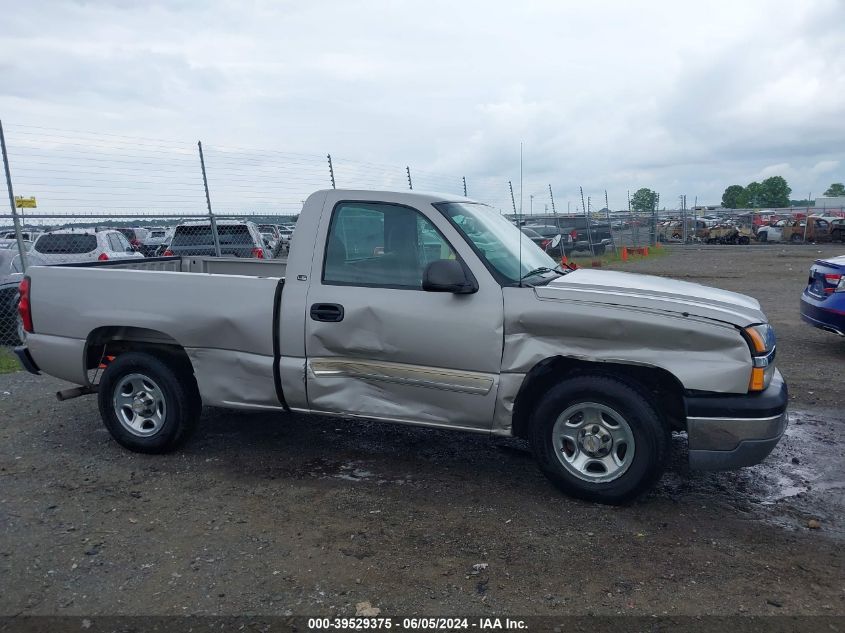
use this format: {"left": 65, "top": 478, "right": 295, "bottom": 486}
{"left": 565, "top": 243, "right": 670, "bottom": 268}
{"left": 0, "top": 347, "right": 20, "bottom": 374}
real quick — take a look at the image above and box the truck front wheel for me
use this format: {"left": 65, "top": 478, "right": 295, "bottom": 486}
{"left": 97, "top": 352, "right": 201, "bottom": 454}
{"left": 530, "top": 375, "right": 670, "bottom": 504}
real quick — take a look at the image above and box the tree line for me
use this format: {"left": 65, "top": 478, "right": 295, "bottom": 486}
{"left": 625, "top": 180, "right": 844, "bottom": 213}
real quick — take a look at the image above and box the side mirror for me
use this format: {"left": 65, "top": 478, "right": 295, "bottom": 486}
{"left": 422, "top": 259, "right": 477, "bottom": 294}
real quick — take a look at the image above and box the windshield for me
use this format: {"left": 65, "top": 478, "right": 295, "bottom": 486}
{"left": 435, "top": 202, "right": 558, "bottom": 284}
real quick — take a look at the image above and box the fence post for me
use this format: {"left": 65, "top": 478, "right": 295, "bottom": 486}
{"left": 580, "top": 186, "right": 595, "bottom": 256}
{"left": 0, "top": 120, "right": 28, "bottom": 272}
{"left": 406, "top": 166, "right": 413, "bottom": 190}
{"left": 197, "top": 140, "right": 222, "bottom": 257}
{"left": 653, "top": 193, "right": 659, "bottom": 246}
{"left": 605, "top": 189, "right": 617, "bottom": 254}
{"left": 327, "top": 154, "right": 336, "bottom": 188}
{"left": 508, "top": 181, "right": 517, "bottom": 216}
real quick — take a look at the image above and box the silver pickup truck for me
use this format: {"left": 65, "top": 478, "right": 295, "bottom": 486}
{"left": 14, "top": 189, "right": 787, "bottom": 504}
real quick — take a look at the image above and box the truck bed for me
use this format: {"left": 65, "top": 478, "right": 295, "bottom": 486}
{"left": 24, "top": 256, "right": 287, "bottom": 410}
{"left": 55, "top": 255, "right": 287, "bottom": 277}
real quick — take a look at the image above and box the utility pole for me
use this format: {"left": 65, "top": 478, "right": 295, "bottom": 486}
{"left": 462, "top": 176, "right": 467, "bottom": 197}
{"left": 406, "top": 166, "right": 413, "bottom": 190}
{"left": 549, "top": 184, "right": 557, "bottom": 215}
{"left": 0, "top": 120, "right": 28, "bottom": 271}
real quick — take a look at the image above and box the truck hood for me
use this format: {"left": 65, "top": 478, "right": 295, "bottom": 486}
{"left": 536, "top": 269, "right": 766, "bottom": 327}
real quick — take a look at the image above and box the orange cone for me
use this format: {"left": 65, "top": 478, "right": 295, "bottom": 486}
{"left": 561, "top": 255, "right": 568, "bottom": 266}
{"left": 621, "top": 247, "right": 628, "bottom": 262}
{"left": 643, "top": 247, "right": 649, "bottom": 257}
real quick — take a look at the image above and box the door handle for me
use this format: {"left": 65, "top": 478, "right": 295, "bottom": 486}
{"left": 310, "top": 303, "right": 344, "bottom": 322}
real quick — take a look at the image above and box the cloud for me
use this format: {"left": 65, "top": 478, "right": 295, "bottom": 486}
{"left": 0, "top": 0, "right": 843, "bottom": 213}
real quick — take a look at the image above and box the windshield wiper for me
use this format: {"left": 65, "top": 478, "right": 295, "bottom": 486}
{"left": 520, "top": 266, "right": 556, "bottom": 281}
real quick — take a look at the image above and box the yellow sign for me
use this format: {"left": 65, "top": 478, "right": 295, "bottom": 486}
{"left": 15, "top": 196, "right": 37, "bottom": 209}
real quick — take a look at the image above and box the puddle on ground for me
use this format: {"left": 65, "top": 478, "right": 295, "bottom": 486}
{"left": 658, "top": 408, "right": 844, "bottom": 538}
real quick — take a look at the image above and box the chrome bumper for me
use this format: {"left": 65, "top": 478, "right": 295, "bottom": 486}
{"left": 687, "top": 411, "right": 788, "bottom": 470}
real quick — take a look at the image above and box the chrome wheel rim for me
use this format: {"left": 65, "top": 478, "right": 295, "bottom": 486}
{"left": 552, "top": 402, "right": 635, "bottom": 483}
{"left": 113, "top": 373, "right": 167, "bottom": 437}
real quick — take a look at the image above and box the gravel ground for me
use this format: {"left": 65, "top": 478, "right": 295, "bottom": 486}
{"left": 0, "top": 244, "right": 842, "bottom": 618}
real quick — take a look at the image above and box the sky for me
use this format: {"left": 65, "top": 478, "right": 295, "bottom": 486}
{"left": 1, "top": 0, "right": 844, "bottom": 215}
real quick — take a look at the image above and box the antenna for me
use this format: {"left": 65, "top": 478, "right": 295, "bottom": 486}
{"left": 519, "top": 142, "right": 524, "bottom": 287}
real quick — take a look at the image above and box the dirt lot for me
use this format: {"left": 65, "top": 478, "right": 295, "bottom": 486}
{"left": 0, "top": 244, "right": 843, "bottom": 618}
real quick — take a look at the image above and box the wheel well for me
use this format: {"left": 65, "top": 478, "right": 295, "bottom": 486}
{"left": 510, "top": 356, "right": 686, "bottom": 439}
{"left": 85, "top": 326, "right": 194, "bottom": 377}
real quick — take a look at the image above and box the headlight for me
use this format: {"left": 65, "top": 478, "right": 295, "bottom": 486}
{"left": 743, "top": 324, "right": 776, "bottom": 392}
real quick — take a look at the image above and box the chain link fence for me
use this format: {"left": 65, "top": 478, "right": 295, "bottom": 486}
{"left": 0, "top": 122, "right": 661, "bottom": 348}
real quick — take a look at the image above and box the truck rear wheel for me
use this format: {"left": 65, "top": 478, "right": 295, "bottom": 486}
{"left": 97, "top": 352, "right": 201, "bottom": 454}
{"left": 529, "top": 374, "right": 670, "bottom": 504}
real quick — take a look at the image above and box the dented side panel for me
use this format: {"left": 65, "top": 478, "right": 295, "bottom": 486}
{"left": 187, "top": 348, "right": 280, "bottom": 409}
{"left": 502, "top": 287, "right": 752, "bottom": 394}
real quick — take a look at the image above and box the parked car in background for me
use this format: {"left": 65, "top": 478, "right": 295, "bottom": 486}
{"left": 520, "top": 226, "right": 546, "bottom": 248}
{"left": 140, "top": 227, "right": 174, "bottom": 257}
{"left": 258, "top": 224, "right": 282, "bottom": 251}
{"left": 829, "top": 219, "right": 845, "bottom": 242}
{"left": 29, "top": 229, "right": 145, "bottom": 265}
{"left": 163, "top": 220, "right": 266, "bottom": 258}
{"left": 1, "top": 230, "right": 41, "bottom": 242}
{"left": 0, "top": 249, "right": 24, "bottom": 345}
{"left": 800, "top": 255, "right": 845, "bottom": 336}
{"left": 524, "top": 216, "right": 612, "bottom": 254}
{"left": 115, "top": 227, "right": 150, "bottom": 251}
{"left": 0, "top": 238, "right": 33, "bottom": 251}
{"left": 272, "top": 226, "right": 294, "bottom": 257}
{"left": 757, "top": 217, "right": 835, "bottom": 243}
{"left": 522, "top": 225, "right": 574, "bottom": 258}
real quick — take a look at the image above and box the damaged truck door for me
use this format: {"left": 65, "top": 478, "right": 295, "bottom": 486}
{"left": 301, "top": 200, "right": 504, "bottom": 431}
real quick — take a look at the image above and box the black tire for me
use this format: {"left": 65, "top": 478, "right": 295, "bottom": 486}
{"left": 97, "top": 352, "right": 201, "bottom": 454}
{"left": 757, "top": 232, "right": 767, "bottom": 242}
{"left": 790, "top": 233, "right": 803, "bottom": 243}
{"left": 529, "top": 374, "right": 670, "bottom": 504}
{"left": 593, "top": 244, "right": 606, "bottom": 256}
{"left": 738, "top": 236, "right": 750, "bottom": 245}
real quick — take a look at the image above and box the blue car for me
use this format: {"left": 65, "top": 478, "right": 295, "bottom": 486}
{"left": 800, "top": 255, "right": 845, "bottom": 336}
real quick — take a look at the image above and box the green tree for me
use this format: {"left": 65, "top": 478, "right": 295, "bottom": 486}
{"left": 824, "top": 183, "right": 845, "bottom": 197}
{"left": 759, "top": 176, "right": 791, "bottom": 207}
{"left": 743, "top": 181, "right": 763, "bottom": 207}
{"left": 721, "top": 185, "right": 745, "bottom": 209}
{"left": 630, "top": 188, "right": 657, "bottom": 212}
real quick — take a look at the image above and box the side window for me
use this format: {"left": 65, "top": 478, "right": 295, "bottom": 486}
{"left": 107, "top": 234, "right": 121, "bottom": 251}
{"left": 323, "top": 202, "right": 456, "bottom": 289}
{"left": 115, "top": 233, "right": 132, "bottom": 251}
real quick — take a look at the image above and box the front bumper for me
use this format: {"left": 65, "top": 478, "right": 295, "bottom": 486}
{"left": 684, "top": 370, "right": 788, "bottom": 470}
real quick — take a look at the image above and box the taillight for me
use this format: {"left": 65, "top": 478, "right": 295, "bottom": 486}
{"left": 130, "top": 239, "right": 140, "bottom": 247}
{"left": 251, "top": 247, "right": 265, "bottom": 259}
{"left": 163, "top": 249, "right": 174, "bottom": 257}
{"left": 18, "top": 276, "right": 33, "bottom": 333}
{"left": 540, "top": 238, "right": 551, "bottom": 249}
{"left": 823, "top": 273, "right": 842, "bottom": 294}
{"left": 98, "top": 252, "right": 109, "bottom": 261}
{"left": 570, "top": 229, "right": 578, "bottom": 240}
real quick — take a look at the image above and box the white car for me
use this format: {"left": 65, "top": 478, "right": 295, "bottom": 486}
{"left": 29, "top": 228, "right": 145, "bottom": 265}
